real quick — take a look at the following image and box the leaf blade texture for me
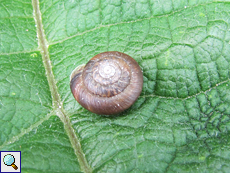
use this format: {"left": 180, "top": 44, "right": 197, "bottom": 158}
{"left": 1, "top": 0, "right": 230, "bottom": 172}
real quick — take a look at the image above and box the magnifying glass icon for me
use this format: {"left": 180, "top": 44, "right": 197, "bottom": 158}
{"left": 3, "top": 154, "right": 18, "bottom": 170}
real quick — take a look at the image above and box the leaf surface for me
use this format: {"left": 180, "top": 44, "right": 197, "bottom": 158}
{"left": 1, "top": 0, "right": 230, "bottom": 172}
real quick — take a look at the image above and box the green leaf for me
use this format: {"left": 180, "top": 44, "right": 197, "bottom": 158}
{"left": 1, "top": 0, "right": 230, "bottom": 172}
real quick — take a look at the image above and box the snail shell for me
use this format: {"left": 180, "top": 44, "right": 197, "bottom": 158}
{"left": 70, "top": 51, "right": 143, "bottom": 115}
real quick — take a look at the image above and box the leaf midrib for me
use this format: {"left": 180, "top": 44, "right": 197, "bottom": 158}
{"left": 32, "top": 0, "right": 92, "bottom": 172}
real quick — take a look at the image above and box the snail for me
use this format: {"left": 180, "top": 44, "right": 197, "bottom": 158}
{"left": 70, "top": 51, "right": 143, "bottom": 115}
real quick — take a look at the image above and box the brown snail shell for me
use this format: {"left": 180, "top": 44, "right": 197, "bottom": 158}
{"left": 70, "top": 51, "right": 143, "bottom": 115}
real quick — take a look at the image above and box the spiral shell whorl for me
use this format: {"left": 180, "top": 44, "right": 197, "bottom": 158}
{"left": 83, "top": 52, "right": 131, "bottom": 97}
{"left": 70, "top": 51, "right": 143, "bottom": 115}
